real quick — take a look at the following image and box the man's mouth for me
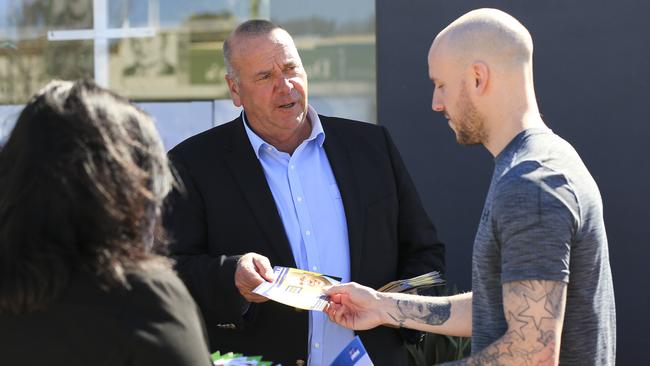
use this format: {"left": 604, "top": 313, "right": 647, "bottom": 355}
{"left": 279, "top": 102, "right": 296, "bottom": 109}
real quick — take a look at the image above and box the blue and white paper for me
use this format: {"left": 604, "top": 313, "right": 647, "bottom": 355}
{"left": 330, "top": 336, "right": 373, "bottom": 366}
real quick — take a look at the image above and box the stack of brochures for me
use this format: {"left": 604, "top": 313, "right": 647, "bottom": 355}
{"left": 377, "top": 270, "right": 445, "bottom": 294}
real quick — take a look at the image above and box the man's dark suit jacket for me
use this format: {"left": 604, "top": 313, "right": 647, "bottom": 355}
{"left": 164, "top": 115, "right": 445, "bottom": 365}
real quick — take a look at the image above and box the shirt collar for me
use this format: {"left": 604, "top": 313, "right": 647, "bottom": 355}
{"left": 242, "top": 105, "right": 326, "bottom": 158}
{"left": 494, "top": 128, "right": 553, "bottom": 164}
{"left": 306, "top": 105, "right": 326, "bottom": 147}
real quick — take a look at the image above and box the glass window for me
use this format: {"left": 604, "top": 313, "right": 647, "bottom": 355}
{"left": 0, "top": 0, "right": 376, "bottom": 143}
{"left": 271, "top": 0, "right": 376, "bottom": 122}
{"left": 0, "top": 104, "right": 22, "bottom": 146}
{"left": 0, "top": 0, "right": 96, "bottom": 104}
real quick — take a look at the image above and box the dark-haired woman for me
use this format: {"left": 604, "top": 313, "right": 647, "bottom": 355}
{"left": 0, "top": 80, "right": 212, "bottom": 365}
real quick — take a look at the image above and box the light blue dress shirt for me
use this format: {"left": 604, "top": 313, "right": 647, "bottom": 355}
{"left": 243, "top": 106, "right": 355, "bottom": 365}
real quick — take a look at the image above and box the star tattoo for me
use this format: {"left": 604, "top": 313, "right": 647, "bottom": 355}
{"left": 506, "top": 310, "right": 528, "bottom": 340}
{"left": 519, "top": 293, "right": 555, "bottom": 329}
{"left": 495, "top": 340, "right": 514, "bottom": 357}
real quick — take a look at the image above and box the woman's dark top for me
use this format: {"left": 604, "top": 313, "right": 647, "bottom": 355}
{"left": 0, "top": 266, "right": 212, "bottom": 366}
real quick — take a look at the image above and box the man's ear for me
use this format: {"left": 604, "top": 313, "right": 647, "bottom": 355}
{"left": 471, "top": 62, "right": 489, "bottom": 95}
{"left": 225, "top": 74, "right": 242, "bottom": 107}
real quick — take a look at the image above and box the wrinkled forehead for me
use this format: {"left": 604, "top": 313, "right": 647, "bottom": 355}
{"left": 268, "top": 28, "right": 297, "bottom": 48}
{"left": 234, "top": 29, "right": 299, "bottom": 59}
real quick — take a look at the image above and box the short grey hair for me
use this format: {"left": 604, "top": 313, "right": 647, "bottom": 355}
{"left": 223, "top": 19, "right": 282, "bottom": 80}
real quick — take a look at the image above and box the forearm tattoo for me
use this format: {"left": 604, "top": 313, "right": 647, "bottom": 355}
{"left": 386, "top": 297, "right": 451, "bottom": 328}
{"left": 441, "top": 280, "right": 567, "bottom": 366}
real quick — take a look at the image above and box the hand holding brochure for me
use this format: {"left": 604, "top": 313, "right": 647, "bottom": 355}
{"left": 253, "top": 266, "right": 444, "bottom": 311}
{"left": 252, "top": 266, "right": 340, "bottom": 311}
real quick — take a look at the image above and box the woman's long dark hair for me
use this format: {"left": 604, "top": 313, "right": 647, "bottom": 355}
{"left": 0, "top": 80, "right": 173, "bottom": 314}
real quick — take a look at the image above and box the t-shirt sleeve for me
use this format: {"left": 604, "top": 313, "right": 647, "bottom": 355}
{"left": 492, "top": 161, "right": 580, "bottom": 285}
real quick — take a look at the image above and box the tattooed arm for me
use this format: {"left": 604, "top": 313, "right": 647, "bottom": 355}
{"left": 325, "top": 282, "right": 472, "bottom": 337}
{"left": 326, "top": 280, "right": 566, "bottom": 365}
{"left": 442, "top": 280, "right": 567, "bottom": 366}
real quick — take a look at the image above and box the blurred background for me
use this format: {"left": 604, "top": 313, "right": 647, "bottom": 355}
{"left": 0, "top": 0, "right": 376, "bottom": 147}
{"left": 1, "top": 1, "right": 647, "bottom": 363}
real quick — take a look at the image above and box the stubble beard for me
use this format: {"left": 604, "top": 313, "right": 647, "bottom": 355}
{"left": 454, "top": 85, "right": 487, "bottom": 146}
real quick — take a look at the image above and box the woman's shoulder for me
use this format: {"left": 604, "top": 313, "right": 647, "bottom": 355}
{"left": 122, "top": 261, "right": 194, "bottom": 309}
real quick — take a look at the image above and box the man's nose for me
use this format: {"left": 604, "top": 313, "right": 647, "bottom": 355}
{"left": 275, "top": 75, "right": 293, "bottom": 94}
{"left": 432, "top": 91, "right": 444, "bottom": 112}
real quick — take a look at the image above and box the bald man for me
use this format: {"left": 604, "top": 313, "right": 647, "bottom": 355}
{"left": 326, "top": 9, "right": 616, "bottom": 365}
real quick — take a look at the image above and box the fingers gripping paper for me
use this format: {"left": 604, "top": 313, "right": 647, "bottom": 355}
{"left": 252, "top": 266, "right": 341, "bottom": 311}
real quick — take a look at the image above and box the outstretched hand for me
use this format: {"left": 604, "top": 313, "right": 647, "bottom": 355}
{"left": 324, "top": 282, "right": 386, "bottom": 330}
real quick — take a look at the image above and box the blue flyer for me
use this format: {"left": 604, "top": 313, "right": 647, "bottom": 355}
{"left": 330, "top": 336, "right": 374, "bottom": 366}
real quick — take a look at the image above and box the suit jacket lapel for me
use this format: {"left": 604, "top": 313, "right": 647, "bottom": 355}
{"left": 223, "top": 117, "right": 295, "bottom": 268}
{"left": 322, "top": 117, "right": 365, "bottom": 281}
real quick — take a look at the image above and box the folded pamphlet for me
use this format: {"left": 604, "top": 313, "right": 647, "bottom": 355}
{"left": 253, "top": 266, "right": 341, "bottom": 311}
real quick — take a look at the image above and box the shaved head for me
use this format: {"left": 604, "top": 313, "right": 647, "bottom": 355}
{"left": 428, "top": 9, "right": 544, "bottom": 156}
{"left": 430, "top": 8, "right": 533, "bottom": 71}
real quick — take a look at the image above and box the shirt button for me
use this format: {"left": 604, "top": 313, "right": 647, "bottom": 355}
{"left": 297, "top": 196, "right": 303, "bottom": 202}
{"left": 290, "top": 164, "right": 295, "bottom": 170}
{"left": 305, "top": 230, "right": 311, "bottom": 236}
{"left": 266, "top": 146, "right": 272, "bottom": 151}
{"left": 314, "top": 342, "right": 320, "bottom": 349}
{"left": 312, "top": 266, "right": 318, "bottom": 271}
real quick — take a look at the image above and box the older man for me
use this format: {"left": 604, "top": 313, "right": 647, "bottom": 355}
{"left": 163, "top": 20, "right": 445, "bottom": 365}
{"left": 326, "top": 8, "right": 615, "bottom": 365}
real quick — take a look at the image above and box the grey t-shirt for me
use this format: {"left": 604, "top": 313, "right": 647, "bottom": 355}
{"left": 471, "top": 129, "right": 616, "bottom": 365}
